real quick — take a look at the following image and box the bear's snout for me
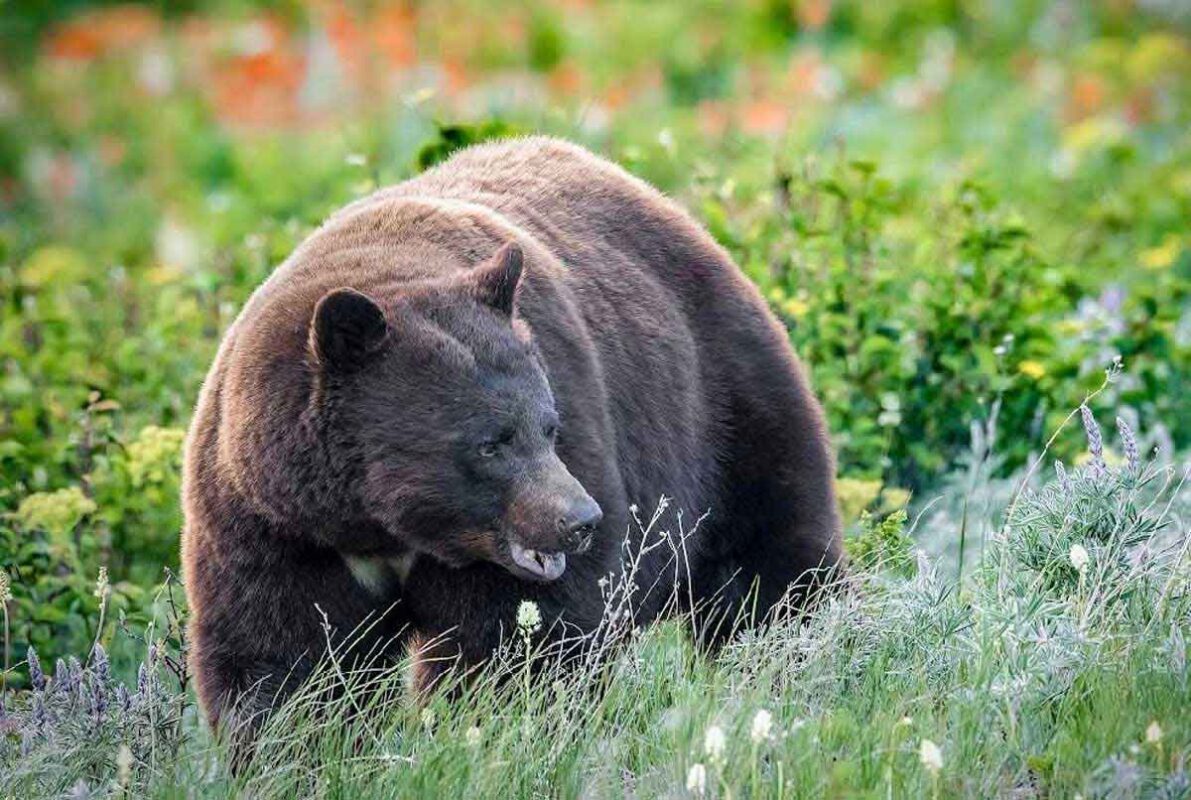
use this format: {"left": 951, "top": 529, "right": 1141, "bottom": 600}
{"left": 556, "top": 496, "right": 603, "bottom": 554}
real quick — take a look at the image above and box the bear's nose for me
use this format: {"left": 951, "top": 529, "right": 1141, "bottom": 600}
{"left": 558, "top": 498, "right": 603, "bottom": 551}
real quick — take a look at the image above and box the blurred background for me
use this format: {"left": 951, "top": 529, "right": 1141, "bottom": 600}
{"left": 0, "top": 0, "right": 1188, "bottom": 667}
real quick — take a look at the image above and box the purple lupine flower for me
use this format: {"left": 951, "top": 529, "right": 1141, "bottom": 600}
{"left": 27, "top": 647, "right": 46, "bottom": 692}
{"left": 147, "top": 641, "right": 158, "bottom": 665}
{"left": 1055, "top": 460, "right": 1071, "bottom": 494}
{"left": 30, "top": 692, "right": 48, "bottom": 730}
{"left": 1116, "top": 417, "right": 1139, "bottom": 473}
{"left": 136, "top": 663, "right": 150, "bottom": 699}
{"left": 90, "top": 677, "right": 108, "bottom": 726}
{"left": 54, "top": 658, "right": 70, "bottom": 695}
{"left": 1080, "top": 405, "right": 1105, "bottom": 477}
{"left": 116, "top": 683, "right": 132, "bottom": 717}
{"left": 67, "top": 656, "right": 84, "bottom": 700}
{"left": 91, "top": 643, "right": 110, "bottom": 686}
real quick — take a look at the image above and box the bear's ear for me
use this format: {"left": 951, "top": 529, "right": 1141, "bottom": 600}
{"left": 470, "top": 242, "right": 523, "bottom": 316}
{"left": 310, "top": 288, "right": 389, "bottom": 372}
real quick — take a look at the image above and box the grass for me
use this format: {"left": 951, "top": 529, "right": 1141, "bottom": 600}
{"left": 1, "top": 1, "right": 1189, "bottom": 796}
{"left": 1, "top": 405, "right": 1188, "bottom": 798}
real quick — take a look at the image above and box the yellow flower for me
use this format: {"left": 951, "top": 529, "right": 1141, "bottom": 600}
{"left": 1140, "top": 236, "right": 1182, "bottom": 270}
{"left": 126, "top": 426, "right": 186, "bottom": 486}
{"left": 836, "top": 478, "right": 883, "bottom": 523}
{"left": 782, "top": 297, "right": 810, "bottom": 319}
{"left": 20, "top": 245, "right": 88, "bottom": 288}
{"left": 16, "top": 487, "right": 97, "bottom": 540}
{"left": 1018, "top": 360, "right": 1047, "bottom": 380}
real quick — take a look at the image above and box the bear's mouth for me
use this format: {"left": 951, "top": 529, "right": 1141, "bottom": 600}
{"left": 507, "top": 541, "right": 567, "bottom": 582}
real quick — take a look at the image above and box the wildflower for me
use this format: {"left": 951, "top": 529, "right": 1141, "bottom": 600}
{"left": 91, "top": 643, "right": 110, "bottom": 685}
{"left": 750, "top": 709, "right": 773, "bottom": 744}
{"left": 116, "top": 684, "right": 132, "bottom": 716}
{"left": 0, "top": 569, "right": 11, "bottom": 602}
{"left": 703, "top": 724, "right": 726, "bottom": 762}
{"left": 53, "top": 659, "right": 71, "bottom": 696}
{"left": 345, "top": 153, "right": 367, "bottom": 167}
{"left": 94, "top": 566, "right": 109, "bottom": 600}
{"left": 919, "top": 738, "right": 943, "bottom": 773}
{"left": 136, "top": 662, "right": 150, "bottom": 699}
{"left": 116, "top": 743, "right": 134, "bottom": 788}
{"left": 1146, "top": 721, "right": 1162, "bottom": 744}
{"left": 465, "top": 725, "right": 482, "bottom": 747}
{"left": 420, "top": 707, "right": 436, "bottom": 732}
{"left": 1080, "top": 405, "right": 1105, "bottom": 476}
{"left": 1117, "top": 417, "right": 1139, "bottom": 473}
{"left": 126, "top": 426, "right": 185, "bottom": 486}
{"left": 686, "top": 762, "right": 707, "bottom": 795}
{"left": 516, "top": 600, "right": 542, "bottom": 634}
{"left": 1018, "top": 360, "right": 1047, "bottom": 380}
{"left": 1055, "top": 461, "right": 1071, "bottom": 494}
{"left": 1069, "top": 543, "right": 1090, "bottom": 574}
{"left": 897, "top": 716, "right": 914, "bottom": 727}
{"left": 16, "top": 487, "right": 96, "bottom": 538}
{"left": 30, "top": 692, "right": 48, "bottom": 730}
{"left": 27, "top": 647, "right": 46, "bottom": 692}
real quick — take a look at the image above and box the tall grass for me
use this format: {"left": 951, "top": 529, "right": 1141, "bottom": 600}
{"left": 1, "top": 405, "right": 1187, "bottom": 798}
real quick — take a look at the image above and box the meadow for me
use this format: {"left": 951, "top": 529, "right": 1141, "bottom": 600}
{"left": 0, "top": 1, "right": 1189, "bottom": 796}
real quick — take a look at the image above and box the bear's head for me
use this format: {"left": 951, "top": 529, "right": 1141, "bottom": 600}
{"left": 308, "top": 242, "right": 602, "bottom": 582}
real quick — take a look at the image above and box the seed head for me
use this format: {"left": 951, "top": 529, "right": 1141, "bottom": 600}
{"left": 94, "top": 566, "right": 109, "bottom": 601}
{"left": 516, "top": 600, "right": 542, "bottom": 634}
{"left": 703, "top": 724, "right": 726, "bottom": 762}
{"left": 750, "top": 709, "right": 773, "bottom": 744}
{"left": 919, "top": 738, "right": 943, "bottom": 773}
{"left": 686, "top": 762, "right": 707, "bottom": 795}
{"left": 1069, "top": 543, "right": 1090, "bottom": 574}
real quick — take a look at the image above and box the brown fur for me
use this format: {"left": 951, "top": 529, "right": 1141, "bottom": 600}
{"left": 181, "top": 136, "right": 841, "bottom": 737}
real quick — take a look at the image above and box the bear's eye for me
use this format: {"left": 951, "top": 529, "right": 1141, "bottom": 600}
{"left": 477, "top": 429, "right": 515, "bottom": 458}
{"left": 544, "top": 422, "right": 559, "bottom": 442}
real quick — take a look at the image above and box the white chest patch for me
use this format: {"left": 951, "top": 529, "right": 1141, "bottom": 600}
{"left": 343, "top": 553, "right": 419, "bottom": 596}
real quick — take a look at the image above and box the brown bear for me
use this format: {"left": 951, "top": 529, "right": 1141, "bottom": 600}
{"left": 181, "top": 136, "right": 841, "bottom": 737}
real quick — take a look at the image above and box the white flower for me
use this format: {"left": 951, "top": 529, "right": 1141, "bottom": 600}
{"left": 1146, "top": 721, "right": 1163, "bottom": 744}
{"left": 703, "top": 724, "right": 726, "bottom": 762}
{"left": 345, "top": 153, "right": 367, "bottom": 167}
{"left": 1069, "top": 543, "right": 1090, "bottom": 574}
{"left": 897, "top": 716, "right": 914, "bottom": 727}
{"left": 116, "top": 744, "right": 134, "bottom": 787}
{"left": 685, "top": 762, "right": 707, "bottom": 795}
{"left": 919, "top": 739, "right": 943, "bottom": 773}
{"left": 750, "top": 709, "right": 773, "bottom": 744}
{"left": 465, "top": 726, "right": 482, "bottom": 747}
{"left": 516, "top": 600, "right": 542, "bottom": 634}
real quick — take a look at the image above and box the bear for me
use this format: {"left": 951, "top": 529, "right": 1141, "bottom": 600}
{"left": 181, "top": 136, "right": 842, "bottom": 739}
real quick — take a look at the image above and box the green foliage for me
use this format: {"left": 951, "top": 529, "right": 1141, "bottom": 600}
{"left": 845, "top": 508, "right": 915, "bottom": 577}
{"left": 415, "top": 120, "right": 524, "bottom": 173}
